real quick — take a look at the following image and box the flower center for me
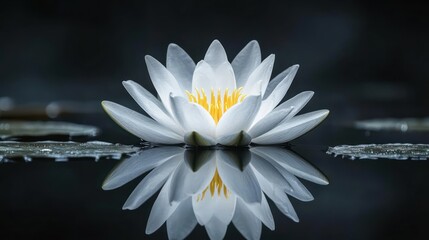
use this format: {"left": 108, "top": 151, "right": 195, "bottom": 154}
{"left": 196, "top": 169, "right": 229, "bottom": 201}
{"left": 186, "top": 88, "right": 246, "bottom": 124}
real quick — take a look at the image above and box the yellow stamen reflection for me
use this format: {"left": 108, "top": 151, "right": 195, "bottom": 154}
{"left": 196, "top": 169, "right": 229, "bottom": 201}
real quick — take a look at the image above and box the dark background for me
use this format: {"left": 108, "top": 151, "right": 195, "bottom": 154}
{"left": 1, "top": 0, "right": 428, "bottom": 120}
{"left": 0, "top": 0, "right": 428, "bottom": 240}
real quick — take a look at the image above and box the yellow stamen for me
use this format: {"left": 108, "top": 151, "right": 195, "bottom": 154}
{"left": 197, "top": 169, "right": 229, "bottom": 201}
{"left": 186, "top": 87, "right": 245, "bottom": 124}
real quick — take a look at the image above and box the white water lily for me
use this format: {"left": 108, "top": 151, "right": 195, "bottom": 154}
{"left": 103, "top": 147, "right": 328, "bottom": 240}
{"left": 102, "top": 40, "right": 329, "bottom": 146}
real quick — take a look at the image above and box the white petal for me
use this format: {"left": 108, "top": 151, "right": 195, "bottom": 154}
{"left": 276, "top": 168, "right": 314, "bottom": 201}
{"left": 273, "top": 199, "right": 298, "bottom": 222}
{"left": 282, "top": 171, "right": 314, "bottom": 201}
{"left": 123, "top": 154, "right": 182, "bottom": 210}
{"left": 214, "top": 196, "right": 236, "bottom": 225}
{"left": 216, "top": 131, "right": 252, "bottom": 146}
{"left": 242, "top": 54, "right": 275, "bottom": 96}
{"left": 255, "top": 170, "right": 299, "bottom": 222}
{"left": 167, "top": 198, "right": 198, "bottom": 240}
{"left": 192, "top": 191, "right": 237, "bottom": 226}
{"left": 263, "top": 64, "right": 299, "bottom": 100}
{"left": 146, "top": 177, "right": 179, "bottom": 234}
{"left": 170, "top": 95, "right": 216, "bottom": 139}
{"left": 213, "top": 62, "right": 236, "bottom": 93}
{"left": 204, "top": 40, "right": 228, "bottom": 68}
{"left": 102, "top": 101, "right": 183, "bottom": 144}
{"left": 232, "top": 198, "right": 262, "bottom": 240}
{"left": 253, "top": 65, "right": 299, "bottom": 123}
{"left": 252, "top": 110, "right": 329, "bottom": 144}
{"left": 251, "top": 148, "right": 314, "bottom": 201}
{"left": 216, "top": 151, "right": 262, "bottom": 203}
{"left": 216, "top": 95, "right": 262, "bottom": 140}
{"left": 168, "top": 151, "right": 216, "bottom": 203}
{"left": 102, "top": 147, "right": 183, "bottom": 190}
{"left": 249, "top": 153, "right": 291, "bottom": 189}
{"left": 145, "top": 55, "right": 184, "bottom": 114}
{"left": 232, "top": 40, "right": 262, "bottom": 88}
{"left": 192, "top": 60, "right": 216, "bottom": 102}
{"left": 192, "top": 193, "right": 214, "bottom": 225}
{"left": 167, "top": 43, "right": 195, "bottom": 91}
{"left": 248, "top": 107, "right": 293, "bottom": 138}
{"left": 205, "top": 217, "right": 228, "bottom": 240}
{"left": 254, "top": 147, "right": 329, "bottom": 185}
{"left": 246, "top": 193, "right": 275, "bottom": 230}
{"left": 122, "top": 80, "right": 183, "bottom": 135}
{"left": 274, "top": 91, "right": 315, "bottom": 122}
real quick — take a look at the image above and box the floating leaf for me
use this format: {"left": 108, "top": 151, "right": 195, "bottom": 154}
{"left": 0, "top": 121, "right": 100, "bottom": 139}
{"left": 327, "top": 143, "right": 429, "bottom": 160}
{"left": 354, "top": 118, "right": 429, "bottom": 132}
{"left": 0, "top": 141, "right": 139, "bottom": 161}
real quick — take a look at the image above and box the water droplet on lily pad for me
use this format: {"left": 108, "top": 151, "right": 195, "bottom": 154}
{"left": 0, "top": 121, "right": 100, "bottom": 139}
{"left": 0, "top": 141, "right": 139, "bottom": 161}
{"left": 327, "top": 143, "right": 429, "bottom": 160}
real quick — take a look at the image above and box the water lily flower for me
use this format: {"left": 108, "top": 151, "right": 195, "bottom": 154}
{"left": 103, "top": 147, "right": 328, "bottom": 240}
{"left": 102, "top": 40, "right": 329, "bottom": 146}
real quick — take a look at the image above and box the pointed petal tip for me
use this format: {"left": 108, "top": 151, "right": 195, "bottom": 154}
{"left": 249, "top": 39, "right": 259, "bottom": 45}
{"left": 168, "top": 42, "right": 179, "bottom": 48}
{"left": 319, "top": 175, "right": 330, "bottom": 185}
{"left": 122, "top": 79, "right": 135, "bottom": 85}
{"left": 303, "top": 91, "right": 315, "bottom": 98}
{"left": 286, "top": 64, "right": 299, "bottom": 76}
{"left": 321, "top": 109, "right": 330, "bottom": 117}
{"left": 195, "top": 59, "right": 209, "bottom": 67}
{"left": 321, "top": 179, "right": 330, "bottom": 185}
{"left": 122, "top": 197, "right": 139, "bottom": 210}
{"left": 101, "top": 183, "right": 110, "bottom": 191}
{"left": 145, "top": 228, "right": 153, "bottom": 235}
{"left": 101, "top": 100, "right": 111, "bottom": 109}
{"left": 101, "top": 101, "right": 120, "bottom": 114}
{"left": 266, "top": 54, "right": 275, "bottom": 62}
{"left": 122, "top": 80, "right": 138, "bottom": 89}
{"left": 101, "top": 175, "right": 118, "bottom": 190}
{"left": 308, "top": 109, "right": 330, "bottom": 119}
{"left": 145, "top": 221, "right": 160, "bottom": 235}
{"left": 212, "top": 39, "right": 221, "bottom": 44}
{"left": 144, "top": 55, "right": 158, "bottom": 64}
{"left": 207, "top": 39, "right": 224, "bottom": 50}
{"left": 167, "top": 43, "right": 187, "bottom": 54}
{"left": 122, "top": 205, "right": 133, "bottom": 210}
{"left": 301, "top": 195, "right": 314, "bottom": 202}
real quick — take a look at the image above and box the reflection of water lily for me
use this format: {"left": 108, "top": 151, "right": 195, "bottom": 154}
{"left": 102, "top": 40, "right": 329, "bottom": 146}
{"left": 103, "top": 147, "right": 328, "bottom": 239}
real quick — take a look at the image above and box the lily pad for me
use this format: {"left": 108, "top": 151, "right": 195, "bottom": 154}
{"left": 327, "top": 143, "right": 429, "bottom": 160}
{"left": 354, "top": 118, "right": 429, "bottom": 132}
{"left": 0, "top": 121, "right": 100, "bottom": 139}
{"left": 0, "top": 141, "right": 140, "bottom": 161}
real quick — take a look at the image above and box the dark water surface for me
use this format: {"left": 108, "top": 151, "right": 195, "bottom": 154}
{"left": 0, "top": 113, "right": 427, "bottom": 240}
{"left": 1, "top": 0, "right": 427, "bottom": 239}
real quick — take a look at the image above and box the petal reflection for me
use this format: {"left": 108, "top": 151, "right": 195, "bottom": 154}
{"left": 103, "top": 146, "right": 328, "bottom": 240}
